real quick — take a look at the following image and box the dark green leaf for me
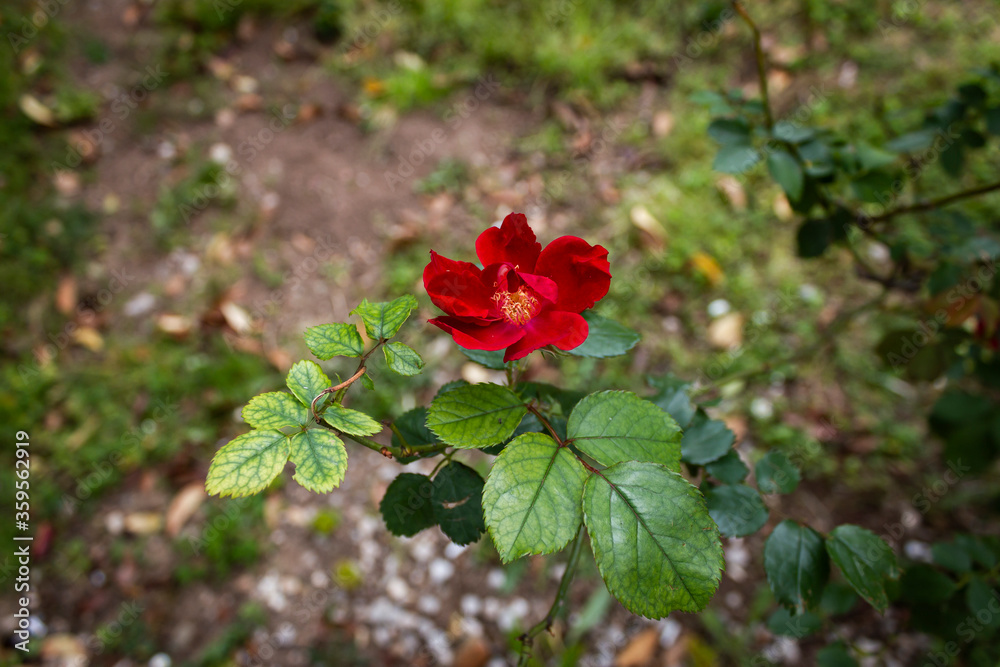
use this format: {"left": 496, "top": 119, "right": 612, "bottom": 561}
{"left": 816, "top": 641, "right": 858, "bottom": 667}
{"left": 764, "top": 520, "right": 830, "bottom": 613}
{"left": 932, "top": 541, "right": 972, "bottom": 573}
{"left": 567, "top": 312, "right": 640, "bottom": 358}
{"left": 966, "top": 577, "right": 1000, "bottom": 630}
{"left": 958, "top": 83, "right": 987, "bottom": 107}
{"left": 380, "top": 473, "right": 437, "bottom": 537}
{"left": 899, "top": 564, "right": 957, "bottom": 605}
{"left": 303, "top": 322, "right": 364, "bottom": 359}
{"left": 772, "top": 121, "right": 816, "bottom": 144}
{"left": 820, "top": 581, "right": 858, "bottom": 616}
{"left": 647, "top": 375, "right": 696, "bottom": 428}
{"left": 766, "top": 607, "right": 822, "bottom": 637}
{"left": 886, "top": 129, "right": 938, "bottom": 153}
{"left": 704, "top": 450, "right": 749, "bottom": 484}
{"left": 460, "top": 346, "right": 507, "bottom": 370}
{"left": 986, "top": 107, "right": 1000, "bottom": 136}
{"left": 940, "top": 140, "right": 963, "bottom": 177}
{"left": 426, "top": 383, "right": 527, "bottom": 449}
{"left": 797, "top": 218, "right": 832, "bottom": 258}
{"left": 432, "top": 462, "right": 486, "bottom": 545}
{"left": 825, "top": 524, "right": 899, "bottom": 613}
{"left": 854, "top": 142, "right": 897, "bottom": 171}
{"left": 767, "top": 150, "right": 805, "bottom": 201}
{"left": 850, "top": 171, "right": 896, "bottom": 203}
{"left": 704, "top": 483, "right": 768, "bottom": 537}
{"left": 755, "top": 450, "right": 801, "bottom": 494}
{"left": 681, "top": 410, "right": 735, "bottom": 465}
{"left": 582, "top": 461, "right": 724, "bottom": 617}
{"left": 713, "top": 145, "right": 761, "bottom": 174}
{"left": 707, "top": 118, "right": 752, "bottom": 145}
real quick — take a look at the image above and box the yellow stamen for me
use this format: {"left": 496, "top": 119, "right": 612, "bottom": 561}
{"left": 493, "top": 286, "right": 538, "bottom": 326}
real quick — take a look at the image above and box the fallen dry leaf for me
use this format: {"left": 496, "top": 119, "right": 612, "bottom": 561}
{"left": 220, "top": 301, "right": 253, "bottom": 335}
{"left": 614, "top": 627, "right": 659, "bottom": 667}
{"left": 19, "top": 93, "right": 56, "bottom": 126}
{"left": 157, "top": 313, "right": 193, "bottom": 337}
{"left": 453, "top": 637, "right": 491, "bottom": 667}
{"left": 690, "top": 251, "right": 724, "bottom": 286}
{"left": 629, "top": 205, "right": 667, "bottom": 245}
{"left": 716, "top": 176, "right": 747, "bottom": 211}
{"left": 72, "top": 326, "right": 105, "bottom": 352}
{"left": 707, "top": 312, "right": 745, "bottom": 349}
{"left": 166, "top": 483, "right": 207, "bottom": 537}
{"left": 56, "top": 275, "right": 77, "bottom": 315}
{"left": 652, "top": 110, "right": 674, "bottom": 138}
{"left": 124, "top": 512, "right": 163, "bottom": 535}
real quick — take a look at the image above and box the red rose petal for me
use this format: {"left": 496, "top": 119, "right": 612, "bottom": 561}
{"left": 502, "top": 310, "right": 588, "bottom": 362}
{"left": 516, "top": 272, "right": 559, "bottom": 306}
{"left": 429, "top": 316, "right": 525, "bottom": 351}
{"left": 423, "top": 251, "right": 493, "bottom": 318}
{"left": 476, "top": 213, "right": 542, "bottom": 272}
{"left": 535, "top": 236, "right": 611, "bottom": 313}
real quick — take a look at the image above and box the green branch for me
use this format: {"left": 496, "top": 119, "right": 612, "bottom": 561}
{"left": 732, "top": 1, "right": 774, "bottom": 130}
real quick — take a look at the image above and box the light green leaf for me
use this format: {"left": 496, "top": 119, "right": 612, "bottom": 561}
{"left": 206, "top": 430, "right": 289, "bottom": 498}
{"left": 825, "top": 524, "right": 899, "bottom": 613}
{"left": 322, "top": 404, "right": 382, "bottom": 437}
{"left": 567, "top": 313, "right": 641, "bottom": 358}
{"left": 582, "top": 461, "right": 724, "bottom": 618}
{"left": 426, "top": 383, "right": 527, "bottom": 449}
{"left": 680, "top": 410, "right": 735, "bottom": 465}
{"left": 483, "top": 433, "right": 588, "bottom": 563}
{"left": 288, "top": 429, "right": 348, "bottom": 493}
{"left": 242, "top": 391, "right": 310, "bottom": 430}
{"left": 713, "top": 144, "right": 761, "bottom": 174}
{"left": 764, "top": 520, "right": 830, "bottom": 613}
{"left": 286, "top": 360, "right": 331, "bottom": 408}
{"left": 351, "top": 295, "right": 418, "bottom": 340}
{"left": 379, "top": 473, "right": 437, "bottom": 537}
{"left": 755, "top": 450, "right": 801, "bottom": 494}
{"left": 432, "top": 462, "right": 486, "bottom": 545}
{"left": 767, "top": 150, "right": 804, "bottom": 202}
{"left": 383, "top": 341, "right": 425, "bottom": 376}
{"left": 704, "top": 483, "right": 769, "bottom": 537}
{"left": 568, "top": 391, "right": 681, "bottom": 470}
{"left": 304, "top": 323, "right": 365, "bottom": 359}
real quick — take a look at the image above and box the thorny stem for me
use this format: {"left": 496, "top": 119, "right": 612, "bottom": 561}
{"left": 310, "top": 367, "right": 367, "bottom": 420}
{"left": 525, "top": 403, "right": 565, "bottom": 446}
{"left": 517, "top": 525, "right": 586, "bottom": 666}
{"left": 732, "top": 1, "right": 773, "bottom": 131}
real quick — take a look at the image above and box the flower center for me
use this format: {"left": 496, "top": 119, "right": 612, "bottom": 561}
{"left": 493, "top": 286, "right": 539, "bottom": 326}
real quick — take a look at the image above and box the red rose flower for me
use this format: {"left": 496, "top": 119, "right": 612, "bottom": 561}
{"left": 424, "top": 212, "right": 611, "bottom": 362}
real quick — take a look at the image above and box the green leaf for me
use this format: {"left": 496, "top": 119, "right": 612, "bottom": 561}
{"left": 483, "top": 433, "right": 588, "bottom": 563}
{"left": 391, "top": 408, "right": 437, "bottom": 450}
{"left": 286, "top": 360, "right": 331, "bottom": 408}
{"left": 772, "top": 121, "right": 816, "bottom": 144}
{"left": 825, "top": 524, "right": 899, "bottom": 613}
{"left": 426, "top": 383, "right": 527, "bottom": 449}
{"left": 242, "top": 392, "right": 310, "bottom": 430}
{"left": 966, "top": 576, "right": 1000, "bottom": 630}
{"left": 460, "top": 346, "right": 507, "bottom": 370}
{"left": 713, "top": 144, "right": 761, "bottom": 174}
{"left": 854, "top": 142, "right": 897, "bottom": 171}
{"left": 582, "top": 461, "right": 724, "bottom": 617}
{"left": 850, "top": 170, "right": 896, "bottom": 203}
{"left": 680, "top": 410, "right": 734, "bottom": 465}
{"left": 383, "top": 341, "right": 425, "bottom": 376}
{"left": 707, "top": 117, "right": 751, "bottom": 145}
{"left": 986, "top": 107, "right": 1000, "bottom": 136}
{"left": 206, "top": 430, "right": 290, "bottom": 498}
{"left": 322, "top": 404, "right": 382, "bottom": 437}
{"left": 432, "top": 462, "right": 486, "bottom": 545}
{"left": 797, "top": 218, "right": 833, "bottom": 258}
{"left": 886, "top": 129, "right": 938, "bottom": 153}
{"left": 704, "top": 450, "right": 749, "bottom": 484}
{"left": 932, "top": 541, "right": 972, "bottom": 573}
{"left": 361, "top": 372, "right": 374, "bottom": 390}
{"left": 567, "top": 313, "right": 640, "bottom": 358}
{"left": 288, "top": 429, "right": 348, "bottom": 493}
{"left": 568, "top": 391, "right": 681, "bottom": 470}
{"left": 767, "top": 607, "right": 822, "bottom": 637}
{"left": 767, "top": 150, "right": 804, "bottom": 202}
{"left": 755, "top": 450, "right": 801, "bottom": 494}
{"left": 303, "top": 323, "right": 364, "bottom": 359}
{"left": 940, "top": 139, "right": 963, "bottom": 177}
{"left": 648, "top": 375, "right": 696, "bottom": 428}
{"left": 764, "top": 520, "right": 830, "bottom": 613}
{"left": 704, "top": 483, "right": 768, "bottom": 537}
{"left": 379, "top": 473, "right": 437, "bottom": 537}
{"left": 899, "top": 564, "right": 957, "bottom": 604}
{"left": 351, "top": 295, "right": 418, "bottom": 340}
{"left": 817, "top": 641, "right": 858, "bottom": 667}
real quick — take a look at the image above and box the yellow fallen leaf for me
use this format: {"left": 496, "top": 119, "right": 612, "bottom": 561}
{"left": 166, "top": 483, "right": 207, "bottom": 537}
{"left": 707, "top": 312, "right": 744, "bottom": 349}
{"left": 629, "top": 205, "right": 668, "bottom": 244}
{"left": 73, "top": 326, "right": 104, "bottom": 352}
{"left": 615, "top": 628, "right": 659, "bottom": 667}
{"left": 691, "top": 251, "right": 724, "bottom": 286}
{"left": 19, "top": 93, "right": 56, "bottom": 126}
{"left": 363, "top": 77, "right": 385, "bottom": 96}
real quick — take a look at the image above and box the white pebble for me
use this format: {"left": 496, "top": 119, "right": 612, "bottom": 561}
{"left": 149, "top": 653, "right": 171, "bottom": 667}
{"left": 444, "top": 542, "right": 468, "bottom": 560}
{"left": 417, "top": 595, "right": 441, "bottom": 615}
{"left": 486, "top": 569, "right": 506, "bottom": 590}
{"left": 708, "top": 299, "right": 731, "bottom": 318}
{"left": 460, "top": 595, "right": 482, "bottom": 617}
{"left": 386, "top": 577, "right": 410, "bottom": 602}
{"left": 428, "top": 558, "right": 454, "bottom": 584}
